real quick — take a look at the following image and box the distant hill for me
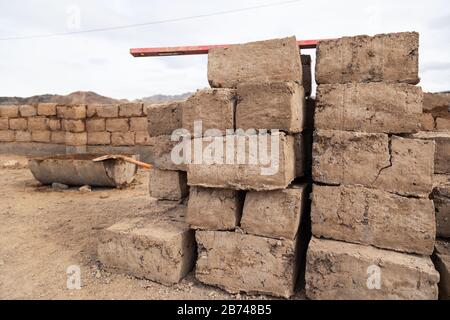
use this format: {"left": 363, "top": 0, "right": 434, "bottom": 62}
{"left": 0, "top": 91, "right": 127, "bottom": 105}
{"left": 137, "top": 92, "right": 193, "bottom": 104}
{"left": 0, "top": 91, "right": 195, "bottom": 106}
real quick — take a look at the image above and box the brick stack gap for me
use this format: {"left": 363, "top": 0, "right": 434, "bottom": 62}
{"left": 185, "top": 36, "right": 312, "bottom": 298}
{"left": 305, "top": 32, "right": 440, "bottom": 299}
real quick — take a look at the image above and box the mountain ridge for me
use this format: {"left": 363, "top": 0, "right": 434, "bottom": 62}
{"left": 0, "top": 91, "right": 194, "bottom": 105}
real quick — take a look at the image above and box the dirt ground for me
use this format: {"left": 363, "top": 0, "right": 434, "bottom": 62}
{"left": 0, "top": 154, "right": 304, "bottom": 300}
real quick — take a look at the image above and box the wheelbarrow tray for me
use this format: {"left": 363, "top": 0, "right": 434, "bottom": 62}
{"left": 28, "top": 153, "right": 138, "bottom": 187}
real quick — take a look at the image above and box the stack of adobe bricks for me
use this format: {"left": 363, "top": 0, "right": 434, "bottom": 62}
{"left": 95, "top": 32, "right": 448, "bottom": 300}
{"left": 414, "top": 93, "right": 450, "bottom": 239}
{"left": 185, "top": 37, "right": 311, "bottom": 298}
{"left": 96, "top": 99, "right": 198, "bottom": 286}
{"left": 412, "top": 94, "right": 450, "bottom": 195}
{"left": 415, "top": 92, "right": 450, "bottom": 299}
{"left": 97, "top": 36, "right": 312, "bottom": 296}
{"left": 305, "top": 32, "right": 440, "bottom": 299}
{"left": 146, "top": 101, "right": 189, "bottom": 202}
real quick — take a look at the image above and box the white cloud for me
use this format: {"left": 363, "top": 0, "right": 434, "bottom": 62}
{"left": 0, "top": 0, "right": 449, "bottom": 99}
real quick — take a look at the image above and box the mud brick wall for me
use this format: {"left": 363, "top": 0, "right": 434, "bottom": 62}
{"left": 306, "top": 31, "right": 440, "bottom": 300}
{"left": 0, "top": 102, "right": 153, "bottom": 160}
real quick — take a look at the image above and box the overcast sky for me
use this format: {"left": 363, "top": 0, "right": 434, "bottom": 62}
{"left": 0, "top": 0, "right": 448, "bottom": 100}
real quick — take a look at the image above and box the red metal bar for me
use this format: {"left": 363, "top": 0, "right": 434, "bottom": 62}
{"left": 130, "top": 39, "right": 324, "bottom": 57}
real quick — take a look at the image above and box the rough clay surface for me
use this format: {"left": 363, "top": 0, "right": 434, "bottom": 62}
{"left": 371, "top": 136, "right": 434, "bottom": 197}
{"left": 147, "top": 101, "right": 184, "bottom": 137}
{"left": 421, "top": 113, "right": 435, "bottom": 131}
{"left": 236, "top": 81, "right": 304, "bottom": 133}
{"left": 316, "top": 32, "right": 419, "bottom": 84}
{"left": 434, "top": 174, "right": 450, "bottom": 187}
{"left": 208, "top": 36, "right": 302, "bottom": 88}
{"left": 196, "top": 231, "right": 298, "bottom": 298}
{"left": 313, "top": 130, "right": 435, "bottom": 197}
{"left": 186, "top": 187, "right": 244, "bottom": 231}
{"left": 305, "top": 237, "right": 439, "bottom": 300}
{"left": 315, "top": 83, "right": 423, "bottom": 133}
{"left": 436, "top": 118, "right": 450, "bottom": 131}
{"left": 313, "top": 129, "right": 389, "bottom": 185}
{"left": 311, "top": 185, "right": 435, "bottom": 255}
{"left": 435, "top": 240, "right": 450, "bottom": 256}
{"left": 98, "top": 215, "right": 196, "bottom": 286}
{"left": 182, "top": 89, "right": 235, "bottom": 137}
{"left": 241, "top": 184, "right": 307, "bottom": 240}
{"left": 148, "top": 168, "right": 188, "bottom": 201}
{"left": 432, "top": 183, "right": 450, "bottom": 238}
{"left": 147, "top": 135, "right": 186, "bottom": 171}
{"left": 187, "top": 133, "right": 296, "bottom": 191}
{"left": 423, "top": 92, "right": 450, "bottom": 121}
{"left": 410, "top": 132, "right": 450, "bottom": 174}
